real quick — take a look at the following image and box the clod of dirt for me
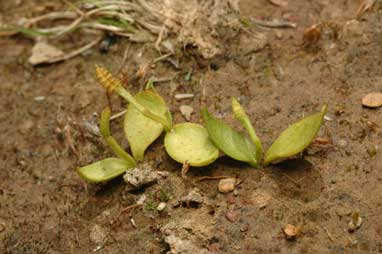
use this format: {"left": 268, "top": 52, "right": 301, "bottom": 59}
{"left": 340, "top": 20, "right": 363, "bottom": 40}
{"left": 238, "top": 32, "right": 268, "bottom": 56}
{"left": 19, "top": 119, "right": 34, "bottom": 134}
{"left": 179, "top": 188, "right": 205, "bottom": 208}
{"left": 251, "top": 190, "right": 272, "bottom": 209}
{"left": 29, "top": 41, "right": 64, "bottom": 66}
{"left": 160, "top": 208, "right": 215, "bottom": 254}
{"left": 179, "top": 105, "right": 194, "bottom": 121}
{"left": 123, "top": 166, "right": 168, "bottom": 190}
{"left": 89, "top": 224, "right": 107, "bottom": 245}
{"left": 218, "top": 178, "right": 236, "bottom": 193}
{"left": 348, "top": 212, "right": 363, "bottom": 232}
{"left": 225, "top": 207, "right": 240, "bottom": 222}
{"left": 283, "top": 224, "right": 299, "bottom": 240}
{"left": 362, "top": 93, "right": 382, "bottom": 108}
{"left": 163, "top": 234, "right": 208, "bottom": 254}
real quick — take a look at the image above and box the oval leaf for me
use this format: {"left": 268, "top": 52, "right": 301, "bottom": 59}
{"left": 124, "top": 90, "right": 171, "bottom": 161}
{"left": 164, "top": 123, "right": 219, "bottom": 167}
{"left": 77, "top": 158, "right": 134, "bottom": 183}
{"left": 264, "top": 105, "right": 327, "bottom": 165}
{"left": 202, "top": 108, "right": 258, "bottom": 167}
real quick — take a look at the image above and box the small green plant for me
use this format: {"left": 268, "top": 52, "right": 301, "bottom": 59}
{"left": 77, "top": 66, "right": 327, "bottom": 183}
{"left": 202, "top": 100, "right": 327, "bottom": 167}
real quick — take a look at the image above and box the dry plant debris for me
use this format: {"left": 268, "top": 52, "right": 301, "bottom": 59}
{"left": 5, "top": 0, "right": 242, "bottom": 60}
{"left": 268, "top": 0, "right": 288, "bottom": 7}
{"left": 348, "top": 211, "right": 363, "bottom": 232}
{"left": 356, "top": 0, "right": 375, "bottom": 19}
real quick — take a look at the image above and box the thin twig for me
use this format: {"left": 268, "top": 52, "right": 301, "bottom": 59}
{"left": 121, "top": 204, "right": 142, "bottom": 213}
{"left": 322, "top": 226, "right": 336, "bottom": 242}
{"left": 110, "top": 110, "right": 127, "bottom": 121}
{"left": 43, "top": 36, "right": 102, "bottom": 64}
{"left": 153, "top": 53, "right": 173, "bottom": 63}
{"left": 252, "top": 18, "right": 296, "bottom": 28}
{"left": 198, "top": 176, "right": 236, "bottom": 181}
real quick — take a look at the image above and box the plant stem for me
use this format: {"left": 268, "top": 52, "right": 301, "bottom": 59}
{"left": 100, "top": 107, "right": 136, "bottom": 166}
{"left": 95, "top": 66, "right": 172, "bottom": 132}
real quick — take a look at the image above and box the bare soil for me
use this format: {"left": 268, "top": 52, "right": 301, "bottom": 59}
{"left": 1, "top": 0, "right": 382, "bottom": 253}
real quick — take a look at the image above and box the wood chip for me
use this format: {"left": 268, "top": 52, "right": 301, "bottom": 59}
{"left": 362, "top": 93, "right": 382, "bottom": 108}
{"left": 269, "top": 0, "right": 288, "bottom": 7}
{"left": 175, "top": 93, "right": 194, "bottom": 100}
{"left": 179, "top": 105, "right": 193, "bottom": 121}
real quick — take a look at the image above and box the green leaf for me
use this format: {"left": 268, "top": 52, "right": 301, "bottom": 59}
{"left": 77, "top": 158, "right": 134, "bottom": 183}
{"left": 164, "top": 123, "right": 219, "bottom": 167}
{"left": 264, "top": 105, "right": 328, "bottom": 165}
{"left": 124, "top": 90, "right": 172, "bottom": 161}
{"left": 231, "top": 98, "right": 263, "bottom": 162}
{"left": 18, "top": 27, "right": 52, "bottom": 37}
{"left": 202, "top": 108, "right": 258, "bottom": 167}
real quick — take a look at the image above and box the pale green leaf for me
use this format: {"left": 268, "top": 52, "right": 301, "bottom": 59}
{"left": 124, "top": 90, "right": 171, "bottom": 161}
{"left": 202, "top": 108, "right": 258, "bottom": 167}
{"left": 264, "top": 105, "right": 327, "bottom": 165}
{"left": 164, "top": 123, "right": 219, "bottom": 167}
{"left": 231, "top": 98, "right": 263, "bottom": 162}
{"left": 77, "top": 158, "right": 134, "bottom": 183}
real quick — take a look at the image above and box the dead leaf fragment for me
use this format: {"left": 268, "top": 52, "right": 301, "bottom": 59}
{"left": 303, "top": 24, "right": 321, "bottom": 46}
{"left": 356, "top": 0, "right": 375, "bottom": 19}
{"left": 29, "top": 41, "right": 64, "bottom": 65}
{"left": 348, "top": 211, "right": 362, "bottom": 232}
{"left": 269, "top": 0, "right": 288, "bottom": 7}
{"left": 362, "top": 93, "right": 382, "bottom": 108}
{"left": 283, "top": 224, "right": 299, "bottom": 240}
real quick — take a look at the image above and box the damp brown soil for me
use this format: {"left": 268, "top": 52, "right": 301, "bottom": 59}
{"left": 1, "top": 1, "right": 382, "bottom": 253}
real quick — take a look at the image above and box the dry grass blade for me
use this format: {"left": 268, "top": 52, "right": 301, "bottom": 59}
{"left": 268, "top": 0, "right": 288, "bottom": 7}
{"left": 356, "top": 0, "right": 375, "bottom": 19}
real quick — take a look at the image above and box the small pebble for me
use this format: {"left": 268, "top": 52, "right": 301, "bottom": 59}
{"left": 283, "top": 224, "right": 299, "bottom": 240}
{"left": 157, "top": 202, "right": 167, "bottom": 212}
{"left": 34, "top": 96, "right": 45, "bottom": 101}
{"left": 218, "top": 178, "right": 236, "bottom": 193}
{"left": 337, "top": 139, "right": 348, "bottom": 148}
{"left": 19, "top": 120, "right": 34, "bottom": 134}
{"left": 362, "top": 92, "right": 382, "bottom": 108}
{"left": 89, "top": 224, "right": 107, "bottom": 245}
